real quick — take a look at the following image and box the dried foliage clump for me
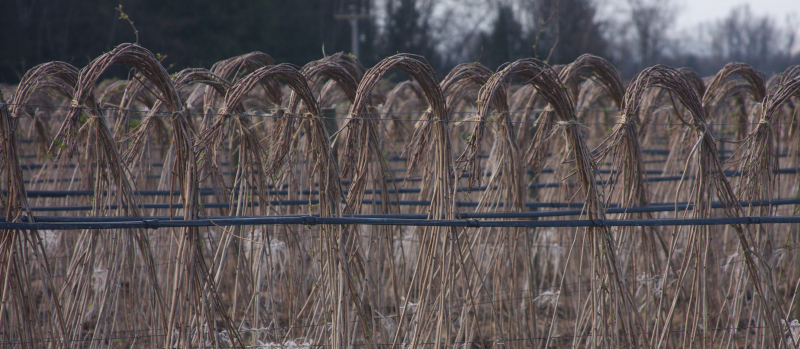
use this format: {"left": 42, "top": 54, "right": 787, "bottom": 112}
{"left": 5, "top": 43, "right": 800, "bottom": 349}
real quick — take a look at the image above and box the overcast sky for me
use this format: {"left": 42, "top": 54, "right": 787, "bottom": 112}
{"left": 386, "top": 0, "right": 800, "bottom": 60}
{"left": 674, "top": 0, "right": 799, "bottom": 30}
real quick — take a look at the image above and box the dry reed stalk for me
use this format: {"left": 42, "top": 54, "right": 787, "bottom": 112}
{"left": 292, "top": 59, "right": 394, "bottom": 215}
{"left": 374, "top": 57, "right": 446, "bottom": 192}
{"left": 349, "top": 54, "right": 451, "bottom": 348}
{"left": 46, "top": 43, "right": 240, "bottom": 348}
{"left": 559, "top": 55, "right": 624, "bottom": 109}
{"left": 626, "top": 64, "right": 785, "bottom": 348}
{"left": 443, "top": 62, "right": 523, "bottom": 211}
{"left": 738, "top": 76, "right": 800, "bottom": 210}
{"left": 595, "top": 63, "right": 689, "bottom": 339}
{"left": 508, "top": 68, "right": 564, "bottom": 179}
{"left": 479, "top": 58, "right": 644, "bottom": 348}
{"left": 6, "top": 62, "right": 120, "bottom": 348}
{"left": 203, "top": 52, "right": 281, "bottom": 124}
{"left": 51, "top": 45, "right": 166, "bottom": 347}
{"left": 116, "top": 72, "right": 158, "bottom": 109}
{"left": 562, "top": 56, "right": 655, "bottom": 347}
{"left": 194, "top": 66, "right": 276, "bottom": 326}
{"left": 355, "top": 54, "right": 447, "bottom": 189}
{"left": 96, "top": 79, "right": 130, "bottom": 107}
{"left": 383, "top": 80, "right": 427, "bottom": 113}
{"left": 701, "top": 64, "right": 772, "bottom": 297}
{"left": 574, "top": 81, "right": 611, "bottom": 117}
{"left": 352, "top": 54, "right": 466, "bottom": 348}
{"left": 703, "top": 63, "right": 766, "bottom": 148}
{"left": 271, "top": 61, "right": 356, "bottom": 185}
{"left": 637, "top": 68, "right": 704, "bottom": 149}
{"left": 10, "top": 62, "right": 79, "bottom": 118}
{"left": 12, "top": 65, "right": 98, "bottom": 197}
{"left": 126, "top": 68, "right": 230, "bottom": 207}
{"left": 709, "top": 80, "right": 756, "bottom": 142}
{"left": 317, "top": 78, "right": 350, "bottom": 107}
{"left": 767, "top": 65, "right": 800, "bottom": 92}
{"left": 200, "top": 63, "right": 380, "bottom": 349}
{"left": 288, "top": 57, "right": 403, "bottom": 348}
{"left": 564, "top": 56, "right": 658, "bottom": 237}
{"left": 629, "top": 68, "right": 712, "bottom": 346}
{"left": 703, "top": 63, "right": 766, "bottom": 108}
{"left": 1, "top": 88, "right": 72, "bottom": 348}
{"left": 563, "top": 55, "right": 625, "bottom": 147}
{"left": 298, "top": 52, "right": 364, "bottom": 92}
{"left": 508, "top": 84, "right": 537, "bottom": 111}
{"left": 560, "top": 54, "right": 625, "bottom": 180}
{"left": 327, "top": 51, "right": 365, "bottom": 82}
{"left": 771, "top": 66, "right": 800, "bottom": 184}
{"left": 166, "top": 90, "right": 244, "bottom": 349}
{"left": 11, "top": 46, "right": 800, "bottom": 348}
{"left": 678, "top": 67, "right": 706, "bottom": 97}
{"left": 9, "top": 63, "right": 83, "bottom": 201}
{"left": 111, "top": 73, "right": 163, "bottom": 139}
{"left": 382, "top": 81, "right": 427, "bottom": 145}
{"left": 197, "top": 64, "right": 307, "bottom": 213}
{"left": 445, "top": 64, "right": 502, "bottom": 183}
{"left": 443, "top": 63, "right": 533, "bottom": 347}
{"left": 289, "top": 58, "right": 359, "bottom": 154}
{"left": 9, "top": 62, "right": 79, "bottom": 160}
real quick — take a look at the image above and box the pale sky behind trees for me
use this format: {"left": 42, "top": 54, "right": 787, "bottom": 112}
{"left": 676, "top": 0, "right": 799, "bottom": 30}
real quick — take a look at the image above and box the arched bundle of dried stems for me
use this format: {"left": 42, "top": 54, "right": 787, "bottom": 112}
{"left": 478, "top": 57, "right": 645, "bottom": 348}
{"left": 626, "top": 64, "right": 785, "bottom": 348}
{"left": 9, "top": 42, "right": 800, "bottom": 349}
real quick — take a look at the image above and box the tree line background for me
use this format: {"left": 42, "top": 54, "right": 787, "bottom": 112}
{"left": 1, "top": 0, "right": 797, "bottom": 83}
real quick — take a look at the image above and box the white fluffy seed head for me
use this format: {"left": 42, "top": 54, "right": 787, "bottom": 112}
{"left": 244, "top": 229, "right": 289, "bottom": 278}
{"left": 92, "top": 267, "right": 108, "bottom": 293}
{"left": 393, "top": 228, "right": 419, "bottom": 267}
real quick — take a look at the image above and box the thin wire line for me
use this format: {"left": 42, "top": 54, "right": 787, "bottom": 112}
{"left": 8, "top": 102, "right": 796, "bottom": 126}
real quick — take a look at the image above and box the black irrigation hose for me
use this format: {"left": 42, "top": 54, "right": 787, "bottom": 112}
{"left": 18, "top": 197, "right": 800, "bottom": 212}
{"left": 3, "top": 215, "right": 799, "bottom": 231}
{"left": 11, "top": 198, "right": 800, "bottom": 221}
{"left": 14, "top": 167, "right": 800, "bottom": 198}
{"left": 16, "top": 159, "right": 677, "bottom": 183}
{"left": 13, "top": 148, "right": 757, "bottom": 168}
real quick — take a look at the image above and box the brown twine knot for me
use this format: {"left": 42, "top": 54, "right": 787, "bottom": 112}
{"left": 688, "top": 121, "right": 715, "bottom": 155}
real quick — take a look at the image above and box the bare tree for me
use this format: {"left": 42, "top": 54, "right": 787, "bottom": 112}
{"left": 381, "top": 0, "right": 439, "bottom": 66}
{"left": 535, "top": 0, "right": 608, "bottom": 63}
{"left": 709, "top": 5, "right": 796, "bottom": 73}
{"left": 475, "top": 4, "right": 527, "bottom": 69}
{"left": 627, "top": 0, "right": 675, "bottom": 68}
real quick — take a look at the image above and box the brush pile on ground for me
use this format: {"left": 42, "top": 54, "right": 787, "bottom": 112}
{"left": 2, "top": 43, "right": 800, "bottom": 348}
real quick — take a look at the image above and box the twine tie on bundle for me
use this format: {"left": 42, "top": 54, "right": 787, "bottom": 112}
{"left": 696, "top": 122, "right": 713, "bottom": 140}
{"left": 688, "top": 121, "right": 714, "bottom": 157}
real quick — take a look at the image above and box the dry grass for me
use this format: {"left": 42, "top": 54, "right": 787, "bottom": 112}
{"left": 3, "top": 43, "right": 800, "bottom": 348}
